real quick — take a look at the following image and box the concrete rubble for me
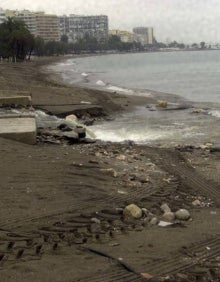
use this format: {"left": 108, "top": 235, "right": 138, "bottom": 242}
{"left": 0, "top": 93, "right": 87, "bottom": 145}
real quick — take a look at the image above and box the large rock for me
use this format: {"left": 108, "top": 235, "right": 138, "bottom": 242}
{"left": 123, "top": 204, "right": 142, "bottom": 219}
{"left": 175, "top": 209, "right": 191, "bottom": 220}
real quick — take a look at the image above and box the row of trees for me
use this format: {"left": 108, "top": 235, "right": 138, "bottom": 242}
{"left": 166, "top": 40, "right": 207, "bottom": 49}
{"left": 0, "top": 18, "right": 144, "bottom": 60}
{"left": 0, "top": 17, "right": 209, "bottom": 61}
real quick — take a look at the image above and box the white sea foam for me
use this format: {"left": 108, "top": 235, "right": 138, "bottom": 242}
{"left": 81, "top": 72, "right": 89, "bottom": 77}
{"left": 107, "top": 85, "right": 134, "bottom": 94}
{"left": 96, "top": 80, "right": 106, "bottom": 86}
{"left": 208, "top": 110, "right": 220, "bottom": 118}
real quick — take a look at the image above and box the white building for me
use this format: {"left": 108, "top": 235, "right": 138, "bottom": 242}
{"left": 61, "top": 15, "right": 108, "bottom": 43}
{"left": 109, "top": 30, "right": 135, "bottom": 43}
{"left": 133, "top": 27, "right": 154, "bottom": 45}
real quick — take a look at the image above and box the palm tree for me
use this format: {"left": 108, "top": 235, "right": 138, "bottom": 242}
{"left": 0, "top": 17, "right": 34, "bottom": 61}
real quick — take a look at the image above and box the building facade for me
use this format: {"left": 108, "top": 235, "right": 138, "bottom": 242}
{"left": 133, "top": 27, "right": 154, "bottom": 45}
{"left": 62, "top": 15, "right": 108, "bottom": 43}
{"left": 4, "top": 9, "right": 60, "bottom": 41}
{"left": 109, "top": 29, "right": 135, "bottom": 43}
{"left": 60, "top": 15, "right": 70, "bottom": 36}
{"left": 35, "top": 13, "right": 60, "bottom": 41}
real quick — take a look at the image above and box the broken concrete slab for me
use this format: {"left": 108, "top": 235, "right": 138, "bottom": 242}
{"left": 0, "top": 91, "right": 32, "bottom": 107}
{"left": 0, "top": 96, "right": 32, "bottom": 107}
{"left": 0, "top": 115, "right": 36, "bottom": 145}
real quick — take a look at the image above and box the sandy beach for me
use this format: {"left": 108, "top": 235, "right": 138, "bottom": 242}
{"left": 0, "top": 57, "right": 220, "bottom": 282}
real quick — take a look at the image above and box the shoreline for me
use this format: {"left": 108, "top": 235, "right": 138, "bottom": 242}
{"left": 45, "top": 53, "right": 220, "bottom": 110}
{"left": 43, "top": 55, "right": 220, "bottom": 146}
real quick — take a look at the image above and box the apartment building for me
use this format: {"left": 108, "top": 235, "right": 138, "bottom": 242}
{"left": 35, "top": 13, "right": 60, "bottom": 41}
{"left": 0, "top": 8, "right": 6, "bottom": 24}
{"left": 60, "top": 15, "right": 70, "bottom": 36}
{"left": 61, "top": 15, "right": 108, "bottom": 43}
{"left": 109, "top": 30, "right": 135, "bottom": 43}
{"left": 4, "top": 9, "right": 60, "bottom": 41}
{"left": 133, "top": 27, "right": 154, "bottom": 45}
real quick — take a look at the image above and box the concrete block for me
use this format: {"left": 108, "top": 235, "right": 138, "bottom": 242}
{"left": 0, "top": 96, "right": 32, "bottom": 107}
{"left": 0, "top": 116, "right": 36, "bottom": 145}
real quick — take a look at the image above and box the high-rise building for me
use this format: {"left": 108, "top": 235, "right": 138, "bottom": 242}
{"left": 63, "top": 15, "right": 108, "bottom": 43}
{"left": 60, "top": 15, "right": 70, "bottom": 36}
{"left": 133, "top": 27, "right": 154, "bottom": 45}
{"left": 35, "top": 13, "right": 60, "bottom": 41}
{"left": 0, "top": 8, "right": 6, "bottom": 24}
{"left": 109, "top": 30, "right": 135, "bottom": 43}
{"left": 4, "top": 9, "right": 60, "bottom": 41}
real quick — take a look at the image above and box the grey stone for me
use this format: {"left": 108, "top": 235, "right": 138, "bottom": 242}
{"left": 160, "top": 203, "right": 171, "bottom": 213}
{"left": 175, "top": 209, "right": 191, "bottom": 220}
{"left": 91, "top": 217, "right": 101, "bottom": 224}
{"left": 150, "top": 217, "right": 158, "bottom": 225}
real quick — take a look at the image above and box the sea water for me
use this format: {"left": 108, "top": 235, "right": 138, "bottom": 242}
{"left": 49, "top": 51, "right": 220, "bottom": 145}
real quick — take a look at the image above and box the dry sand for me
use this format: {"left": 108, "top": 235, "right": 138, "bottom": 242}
{"left": 0, "top": 57, "right": 220, "bottom": 282}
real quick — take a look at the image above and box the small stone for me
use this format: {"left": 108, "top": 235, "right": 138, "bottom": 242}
{"left": 123, "top": 204, "right": 142, "bottom": 219}
{"left": 175, "top": 209, "right": 191, "bottom": 220}
{"left": 95, "top": 152, "right": 102, "bottom": 157}
{"left": 192, "top": 108, "right": 206, "bottom": 114}
{"left": 150, "top": 217, "right": 158, "bottom": 225}
{"left": 116, "top": 154, "right": 126, "bottom": 161}
{"left": 142, "top": 208, "right": 150, "bottom": 217}
{"left": 176, "top": 273, "right": 188, "bottom": 280}
{"left": 100, "top": 168, "right": 118, "bottom": 178}
{"left": 91, "top": 218, "right": 101, "bottom": 224}
{"left": 135, "top": 225, "right": 144, "bottom": 232}
{"left": 90, "top": 223, "right": 102, "bottom": 233}
{"left": 160, "top": 203, "right": 171, "bottom": 213}
{"left": 192, "top": 199, "right": 201, "bottom": 206}
{"left": 162, "top": 212, "right": 175, "bottom": 221}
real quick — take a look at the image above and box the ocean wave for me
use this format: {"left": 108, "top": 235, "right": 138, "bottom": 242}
{"left": 107, "top": 85, "right": 134, "bottom": 94}
{"left": 208, "top": 110, "right": 220, "bottom": 118}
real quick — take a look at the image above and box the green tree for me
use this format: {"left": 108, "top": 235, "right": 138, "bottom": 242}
{"left": 192, "top": 43, "right": 198, "bottom": 48}
{"left": 200, "top": 41, "right": 206, "bottom": 49}
{"left": 61, "top": 34, "right": 68, "bottom": 43}
{"left": 34, "top": 36, "right": 45, "bottom": 56}
{"left": 0, "top": 17, "right": 34, "bottom": 61}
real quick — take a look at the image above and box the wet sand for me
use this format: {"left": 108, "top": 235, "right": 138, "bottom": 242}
{"left": 0, "top": 57, "right": 220, "bottom": 281}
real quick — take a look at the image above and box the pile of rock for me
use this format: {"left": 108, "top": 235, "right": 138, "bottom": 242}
{"left": 122, "top": 203, "right": 191, "bottom": 227}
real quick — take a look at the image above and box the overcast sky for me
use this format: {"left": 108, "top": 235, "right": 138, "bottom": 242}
{"left": 1, "top": 0, "right": 220, "bottom": 43}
